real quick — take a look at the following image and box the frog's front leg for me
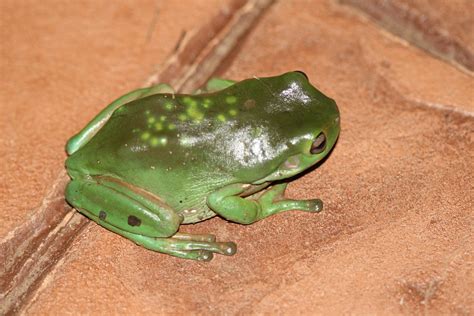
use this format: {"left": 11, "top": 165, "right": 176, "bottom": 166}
{"left": 207, "top": 183, "right": 323, "bottom": 224}
{"left": 66, "top": 177, "right": 236, "bottom": 261}
{"left": 204, "top": 78, "right": 236, "bottom": 92}
{"left": 192, "top": 78, "right": 236, "bottom": 94}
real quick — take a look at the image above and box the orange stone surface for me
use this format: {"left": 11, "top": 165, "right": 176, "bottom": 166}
{"left": 2, "top": 0, "right": 473, "bottom": 314}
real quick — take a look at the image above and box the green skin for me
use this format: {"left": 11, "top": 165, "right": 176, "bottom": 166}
{"left": 65, "top": 71, "right": 340, "bottom": 261}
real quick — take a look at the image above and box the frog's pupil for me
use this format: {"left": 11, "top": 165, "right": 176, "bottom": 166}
{"left": 310, "top": 133, "right": 326, "bottom": 154}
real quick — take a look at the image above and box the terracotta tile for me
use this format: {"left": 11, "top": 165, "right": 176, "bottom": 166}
{"left": 0, "top": 0, "right": 226, "bottom": 238}
{"left": 20, "top": 0, "right": 473, "bottom": 314}
{"left": 340, "top": 0, "right": 474, "bottom": 72}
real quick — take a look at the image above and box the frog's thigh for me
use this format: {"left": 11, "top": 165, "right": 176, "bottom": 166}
{"left": 207, "top": 183, "right": 323, "bottom": 224}
{"left": 66, "top": 177, "right": 182, "bottom": 238}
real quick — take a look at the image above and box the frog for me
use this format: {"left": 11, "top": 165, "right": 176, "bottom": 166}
{"left": 65, "top": 71, "right": 340, "bottom": 261}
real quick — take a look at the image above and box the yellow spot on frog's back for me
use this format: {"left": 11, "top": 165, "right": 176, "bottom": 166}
{"left": 141, "top": 132, "right": 151, "bottom": 140}
{"left": 168, "top": 123, "right": 176, "bottom": 130}
{"left": 187, "top": 104, "right": 204, "bottom": 121}
{"left": 147, "top": 117, "right": 156, "bottom": 124}
{"left": 150, "top": 137, "right": 159, "bottom": 146}
{"left": 229, "top": 109, "right": 237, "bottom": 116}
{"left": 202, "top": 98, "right": 212, "bottom": 108}
{"left": 154, "top": 122, "right": 163, "bottom": 131}
{"left": 183, "top": 96, "right": 197, "bottom": 107}
{"left": 225, "top": 95, "right": 237, "bottom": 104}
{"left": 178, "top": 113, "right": 187, "bottom": 121}
{"left": 160, "top": 115, "right": 167, "bottom": 122}
{"left": 217, "top": 114, "right": 226, "bottom": 122}
{"left": 150, "top": 136, "right": 168, "bottom": 147}
{"left": 164, "top": 102, "right": 174, "bottom": 111}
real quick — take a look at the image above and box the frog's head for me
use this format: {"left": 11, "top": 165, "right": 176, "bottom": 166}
{"left": 251, "top": 71, "right": 340, "bottom": 184}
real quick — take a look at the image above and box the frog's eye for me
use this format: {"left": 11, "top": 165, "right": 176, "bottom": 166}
{"left": 310, "top": 133, "right": 326, "bottom": 154}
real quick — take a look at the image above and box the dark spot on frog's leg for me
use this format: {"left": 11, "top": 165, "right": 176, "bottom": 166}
{"left": 128, "top": 215, "right": 141, "bottom": 227}
{"left": 99, "top": 210, "right": 107, "bottom": 220}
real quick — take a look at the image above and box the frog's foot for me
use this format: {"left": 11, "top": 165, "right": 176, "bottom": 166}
{"left": 173, "top": 232, "right": 216, "bottom": 242}
{"left": 295, "top": 199, "right": 323, "bottom": 213}
{"left": 100, "top": 221, "right": 236, "bottom": 260}
{"left": 171, "top": 233, "right": 237, "bottom": 258}
{"left": 103, "top": 221, "right": 236, "bottom": 261}
{"left": 166, "top": 235, "right": 237, "bottom": 258}
{"left": 162, "top": 232, "right": 237, "bottom": 259}
{"left": 257, "top": 183, "right": 323, "bottom": 214}
{"left": 208, "top": 182, "right": 323, "bottom": 224}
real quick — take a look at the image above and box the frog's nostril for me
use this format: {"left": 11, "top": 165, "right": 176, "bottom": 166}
{"left": 310, "top": 133, "right": 326, "bottom": 154}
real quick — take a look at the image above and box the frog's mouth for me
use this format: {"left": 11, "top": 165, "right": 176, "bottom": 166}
{"left": 252, "top": 153, "right": 320, "bottom": 184}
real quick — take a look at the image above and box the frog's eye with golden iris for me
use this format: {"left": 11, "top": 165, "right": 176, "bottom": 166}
{"left": 310, "top": 132, "right": 326, "bottom": 154}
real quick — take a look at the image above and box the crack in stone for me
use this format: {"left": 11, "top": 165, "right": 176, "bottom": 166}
{"left": 339, "top": 0, "right": 474, "bottom": 74}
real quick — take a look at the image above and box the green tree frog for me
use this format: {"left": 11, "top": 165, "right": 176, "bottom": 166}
{"left": 65, "top": 71, "right": 340, "bottom": 261}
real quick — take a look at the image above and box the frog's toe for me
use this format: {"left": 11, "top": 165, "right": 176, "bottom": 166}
{"left": 308, "top": 199, "right": 323, "bottom": 212}
{"left": 294, "top": 199, "right": 323, "bottom": 213}
{"left": 197, "top": 240, "right": 237, "bottom": 256}
{"left": 221, "top": 242, "right": 237, "bottom": 256}
{"left": 197, "top": 250, "right": 214, "bottom": 262}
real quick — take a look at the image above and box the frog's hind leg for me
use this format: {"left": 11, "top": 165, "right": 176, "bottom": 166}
{"left": 66, "top": 83, "right": 175, "bottom": 155}
{"left": 66, "top": 176, "right": 182, "bottom": 237}
{"left": 79, "top": 208, "right": 234, "bottom": 261}
{"left": 66, "top": 177, "right": 235, "bottom": 260}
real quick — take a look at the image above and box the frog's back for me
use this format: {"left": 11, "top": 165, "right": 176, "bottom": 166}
{"left": 67, "top": 77, "right": 289, "bottom": 183}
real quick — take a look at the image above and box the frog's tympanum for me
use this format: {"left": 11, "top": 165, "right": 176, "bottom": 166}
{"left": 65, "top": 72, "right": 340, "bottom": 261}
